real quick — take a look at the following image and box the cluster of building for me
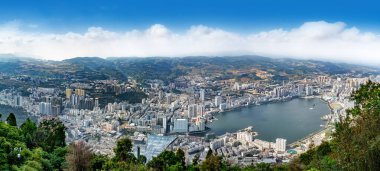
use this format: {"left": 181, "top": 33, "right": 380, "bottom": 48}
{"left": 164, "top": 127, "right": 289, "bottom": 166}
{"left": 1, "top": 72, "right": 380, "bottom": 165}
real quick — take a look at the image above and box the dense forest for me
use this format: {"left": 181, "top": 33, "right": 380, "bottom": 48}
{"left": 1, "top": 81, "right": 380, "bottom": 170}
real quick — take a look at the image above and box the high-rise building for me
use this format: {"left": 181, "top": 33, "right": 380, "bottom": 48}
{"left": 275, "top": 138, "right": 287, "bottom": 152}
{"left": 226, "top": 96, "right": 232, "bottom": 108}
{"left": 197, "top": 104, "right": 205, "bottom": 116}
{"left": 219, "top": 103, "right": 227, "bottom": 111}
{"left": 305, "top": 84, "right": 313, "bottom": 96}
{"left": 75, "top": 89, "right": 85, "bottom": 97}
{"left": 298, "top": 84, "right": 305, "bottom": 96}
{"left": 273, "top": 87, "right": 283, "bottom": 98}
{"left": 107, "top": 103, "right": 115, "bottom": 113}
{"left": 166, "top": 93, "right": 172, "bottom": 104}
{"left": 66, "top": 88, "right": 72, "bottom": 99}
{"left": 195, "top": 117, "right": 205, "bottom": 131}
{"left": 15, "top": 95, "right": 23, "bottom": 106}
{"left": 121, "top": 105, "right": 126, "bottom": 112}
{"left": 317, "top": 76, "right": 329, "bottom": 84}
{"left": 187, "top": 104, "right": 197, "bottom": 118}
{"left": 156, "top": 115, "right": 168, "bottom": 133}
{"left": 200, "top": 89, "right": 205, "bottom": 102}
{"left": 52, "top": 105, "right": 61, "bottom": 115}
{"left": 94, "top": 97, "right": 99, "bottom": 109}
{"left": 172, "top": 118, "right": 188, "bottom": 133}
{"left": 82, "top": 98, "right": 94, "bottom": 110}
{"left": 215, "top": 96, "right": 222, "bottom": 107}
{"left": 233, "top": 82, "right": 240, "bottom": 91}
{"left": 39, "top": 102, "right": 52, "bottom": 115}
{"left": 162, "top": 117, "right": 167, "bottom": 133}
{"left": 158, "top": 91, "right": 164, "bottom": 101}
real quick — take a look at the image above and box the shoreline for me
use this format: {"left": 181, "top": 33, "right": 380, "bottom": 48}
{"left": 207, "top": 95, "right": 330, "bottom": 144}
{"left": 211, "top": 95, "right": 298, "bottom": 117}
{"left": 213, "top": 95, "right": 323, "bottom": 117}
{"left": 289, "top": 96, "right": 335, "bottom": 147}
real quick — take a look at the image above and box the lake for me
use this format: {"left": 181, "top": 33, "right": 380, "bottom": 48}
{"left": 207, "top": 98, "right": 330, "bottom": 143}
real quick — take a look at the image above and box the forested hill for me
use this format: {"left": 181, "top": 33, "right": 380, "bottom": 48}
{"left": 0, "top": 55, "right": 378, "bottom": 82}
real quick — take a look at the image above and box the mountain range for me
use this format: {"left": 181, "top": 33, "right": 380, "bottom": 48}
{"left": 0, "top": 55, "right": 378, "bottom": 82}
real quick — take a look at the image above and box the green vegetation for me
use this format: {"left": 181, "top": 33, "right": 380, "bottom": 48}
{"left": 113, "top": 137, "right": 135, "bottom": 162}
{"left": 146, "top": 150, "right": 186, "bottom": 170}
{"left": 290, "top": 81, "right": 380, "bottom": 170}
{"left": 34, "top": 118, "right": 66, "bottom": 152}
{"left": 6, "top": 113, "right": 17, "bottom": 127}
{"left": 94, "top": 90, "right": 148, "bottom": 107}
{"left": 0, "top": 117, "right": 67, "bottom": 170}
{"left": 116, "top": 90, "right": 148, "bottom": 104}
{"left": 20, "top": 118, "right": 37, "bottom": 148}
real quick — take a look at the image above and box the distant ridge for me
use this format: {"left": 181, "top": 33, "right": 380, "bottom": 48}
{"left": 0, "top": 55, "right": 378, "bottom": 81}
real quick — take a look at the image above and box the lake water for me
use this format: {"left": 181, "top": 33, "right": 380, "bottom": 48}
{"left": 207, "top": 98, "right": 330, "bottom": 143}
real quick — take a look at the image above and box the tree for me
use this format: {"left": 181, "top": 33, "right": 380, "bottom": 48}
{"left": 200, "top": 152, "right": 223, "bottom": 171}
{"left": 206, "top": 149, "right": 213, "bottom": 159}
{"left": 137, "top": 155, "right": 147, "bottom": 164}
{"left": 176, "top": 148, "right": 186, "bottom": 168}
{"left": 6, "top": 113, "right": 17, "bottom": 126}
{"left": 0, "top": 120, "right": 37, "bottom": 170}
{"left": 192, "top": 154, "right": 200, "bottom": 165}
{"left": 90, "top": 154, "right": 109, "bottom": 171}
{"left": 26, "top": 147, "right": 54, "bottom": 170}
{"left": 255, "top": 163, "right": 272, "bottom": 171}
{"left": 66, "top": 141, "right": 92, "bottom": 171}
{"left": 19, "top": 160, "right": 43, "bottom": 171}
{"left": 0, "top": 118, "right": 68, "bottom": 171}
{"left": 48, "top": 147, "right": 68, "bottom": 170}
{"left": 20, "top": 118, "right": 37, "bottom": 148}
{"left": 168, "top": 162, "right": 184, "bottom": 171}
{"left": 35, "top": 118, "right": 66, "bottom": 152}
{"left": 292, "top": 81, "right": 380, "bottom": 170}
{"left": 332, "top": 81, "right": 380, "bottom": 170}
{"left": 147, "top": 151, "right": 179, "bottom": 170}
{"left": 113, "top": 137, "right": 134, "bottom": 162}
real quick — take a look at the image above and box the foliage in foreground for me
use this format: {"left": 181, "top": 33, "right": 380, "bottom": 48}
{"left": 0, "top": 117, "right": 67, "bottom": 170}
{"left": 290, "top": 81, "right": 380, "bottom": 171}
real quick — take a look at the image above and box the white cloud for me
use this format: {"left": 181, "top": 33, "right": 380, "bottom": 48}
{"left": 0, "top": 20, "right": 380, "bottom": 65}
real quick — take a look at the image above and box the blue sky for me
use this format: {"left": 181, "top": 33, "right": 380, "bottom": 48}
{"left": 0, "top": 0, "right": 380, "bottom": 65}
{"left": 0, "top": 0, "right": 379, "bottom": 33}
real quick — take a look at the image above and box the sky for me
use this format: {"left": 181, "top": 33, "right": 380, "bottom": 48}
{"left": 0, "top": 0, "right": 380, "bottom": 65}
